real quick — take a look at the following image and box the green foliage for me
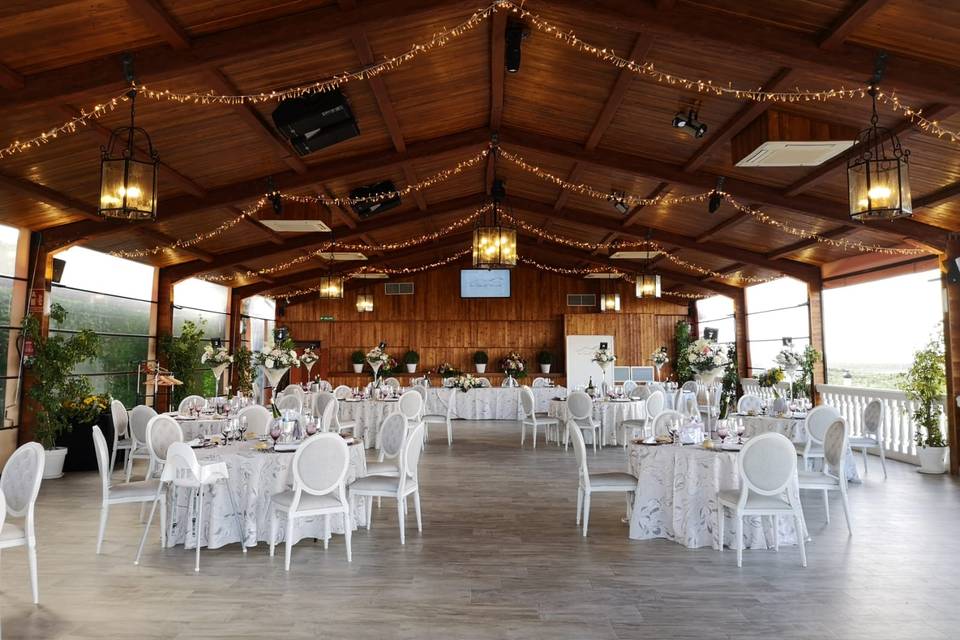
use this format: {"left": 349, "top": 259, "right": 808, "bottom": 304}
{"left": 23, "top": 303, "right": 102, "bottom": 449}
{"left": 473, "top": 350, "right": 489, "bottom": 364}
{"left": 757, "top": 367, "right": 785, "bottom": 388}
{"left": 404, "top": 350, "right": 420, "bottom": 365}
{"left": 350, "top": 350, "right": 365, "bottom": 365}
{"left": 157, "top": 319, "right": 207, "bottom": 406}
{"left": 792, "top": 345, "right": 821, "bottom": 398}
{"left": 718, "top": 344, "right": 738, "bottom": 419}
{"left": 899, "top": 331, "right": 947, "bottom": 448}
{"left": 234, "top": 344, "right": 257, "bottom": 395}
{"left": 537, "top": 350, "right": 553, "bottom": 365}
{"left": 673, "top": 321, "right": 693, "bottom": 383}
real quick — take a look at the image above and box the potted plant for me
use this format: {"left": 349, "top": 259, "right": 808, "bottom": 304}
{"left": 473, "top": 350, "right": 488, "bottom": 374}
{"left": 404, "top": 350, "right": 420, "bottom": 373}
{"left": 22, "top": 303, "right": 101, "bottom": 479}
{"left": 157, "top": 319, "right": 207, "bottom": 406}
{"left": 537, "top": 350, "right": 552, "bottom": 374}
{"left": 234, "top": 344, "right": 257, "bottom": 396}
{"left": 900, "top": 332, "right": 948, "bottom": 474}
{"left": 351, "top": 350, "right": 365, "bottom": 373}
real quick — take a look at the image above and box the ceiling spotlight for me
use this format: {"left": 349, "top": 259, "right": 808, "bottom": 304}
{"left": 266, "top": 177, "right": 282, "bottom": 214}
{"left": 672, "top": 109, "right": 707, "bottom": 138}
{"left": 611, "top": 191, "right": 629, "bottom": 215}
{"left": 505, "top": 21, "right": 528, "bottom": 73}
{"left": 708, "top": 177, "right": 725, "bottom": 213}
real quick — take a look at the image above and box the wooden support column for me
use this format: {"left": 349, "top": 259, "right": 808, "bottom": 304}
{"left": 228, "top": 288, "right": 244, "bottom": 393}
{"left": 732, "top": 288, "right": 750, "bottom": 380}
{"left": 943, "top": 234, "right": 960, "bottom": 475}
{"left": 18, "top": 233, "right": 53, "bottom": 445}
{"left": 155, "top": 268, "right": 175, "bottom": 412}
{"left": 807, "top": 278, "right": 827, "bottom": 403}
{"left": 688, "top": 301, "right": 699, "bottom": 340}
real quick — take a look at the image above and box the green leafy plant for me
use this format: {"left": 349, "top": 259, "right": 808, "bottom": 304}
{"left": 473, "top": 350, "right": 489, "bottom": 365}
{"left": 673, "top": 321, "right": 693, "bottom": 384}
{"left": 404, "top": 350, "right": 420, "bottom": 365}
{"left": 792, "top": 345, "right": 821, "bottom": 398}
{"left": 899, "top": 331, "right": 947, "bottom": 448}
{"left": 157, "top": 319, "right": 207, "bottom": 406}
{"left": 718, "top": 344, "right": 738, "bottom": 419}
{"left": 757, "top": 367, "right": 785, "bottom": 388}
{"left": 350, "top": 350, "right": 365, "bottom": 365}
{"left": 234, "top": 344, "right": 257, "bottom": 395}
{"left": 537, "top": 350, "right": 553, "bottom": 365}
{"left": 23, "top": 303, "right": 101, "bottom": 449}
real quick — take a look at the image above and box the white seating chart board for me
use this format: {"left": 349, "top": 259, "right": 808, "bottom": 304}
{"left": 565, "top": 334, "right": 615, "bottom": 390}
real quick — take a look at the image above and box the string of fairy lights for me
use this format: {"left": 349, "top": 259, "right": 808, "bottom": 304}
{"left": 516, "top": 257, "right": 708, "bottom": 299}
{"left": 4, "top": 0, "right": 960, "bottom": 161}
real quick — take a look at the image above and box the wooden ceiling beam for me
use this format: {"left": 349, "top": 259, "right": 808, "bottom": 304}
{"left": 0, "top": 62, "right": 24, "bottom": 90}
{"left": 694, "top": 210, "right": 751, "bottom": 243}
{"left": 621, "top": 182, "right": 672, "bottom": 228}
{"left": 683, "top": 67, "right": 797, "bottom": 172}
{"left": 489, "top": 8, "right": 507, "bottom": 132}
{"left": 124, "top": 0, "right": 192, "bottom": 50}
{"left": 0, "top": 171, "right": 98, "bottom": 221}
{"left": 42, "top": 127, "right": 490, "bottom": 247}
{"left": 914, "top": 181, "right": 960, "bottom": 211}
{"left": 818, "top": 0, "right": 890, "bottom": 50}
{"left": 499, "top": 126, "right": 946, "bottom": 249}
{"left": 764, "top": 227, "right": 856, "bottom": 260}
{"left": 700, "top": 262, "right": 746, "bottom": 283}
{"left": 133, "top": 227, "right": 213, "bottom": 263}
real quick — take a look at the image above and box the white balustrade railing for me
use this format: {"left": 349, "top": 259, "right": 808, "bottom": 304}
{"left": 816, "top": 383, "right": 948, "bottom": 465}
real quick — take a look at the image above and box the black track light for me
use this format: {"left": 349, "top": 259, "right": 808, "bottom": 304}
{"left": 611, "top": 191, "right": 629, "bottom": 215}
{"left": 672, "top": 108, "right": 708, "bottom": 138}
{"left": 505, "top": 21, "right": 528, "bottom": 73}
{"left": 708, "top": 177, "right": 725, "bottom": 213}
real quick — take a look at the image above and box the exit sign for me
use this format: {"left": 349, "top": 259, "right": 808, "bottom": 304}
{"left": 318, "top": 316, "right": 334, "bottom": 321}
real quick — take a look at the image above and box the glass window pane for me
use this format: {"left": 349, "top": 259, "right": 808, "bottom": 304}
{"left": 173, "top": 307, "right": 227, "bottom": 341}
{"left": 0, "top": 224, "right": 19, "bottom": 278}
{"left": 696, "top": 295, "right": 735, "bottom": 345}
{"left": 745, "top": 277, "right": 808, "bottom": 313}
{"left": 48, "top": 332, "right": 151, "bottom": 375}
{"left": 55, "top": 246, "right": 154, "bottom": 301}
{"left": 174, "top": 279, "right": 228, "bottom": 314}
{"left": 747, "top": 306, "right": 810, "bottom": 342}
{"left": 749, "top": 338, "right": 810, "bottom": 375}
{"left": 0, "top": 328, "right": 18, "bottom": 378}
{"left": 51, "top": 286, "right": 152, "bottom": 335}
{"left": 241, "top": 295, "right": 275, "bottom": 320}
{"left": 0, "top": 276, "right": 15, "bottom": 327}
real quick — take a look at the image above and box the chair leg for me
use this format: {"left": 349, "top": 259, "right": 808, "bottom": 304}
{"left": 135, "top": 491, "right": 161, "bottom": 565}
{"left": 124, "top": 454, "right": 133, "bottom": 483}
{"left": 520, "top": 422, "right": 525, "bottom": 447}
{"left": 284, "top": 516, "right": 294, "bottom": 571}
{"left": 413, "top": 490, "right": 423, "bottom": 532}
{"left": 367, "top": 496, "right": 374, "bottom": 529}
{"left": 591, "top": 430, "right": 597, "bottom": 454}
{"left": 109, "top": 447, "right": 118, "bottom": 479}
{"left": 532, "top": 424, "right": 537, "bottom": 449}
{"left": 794, "top": 508, "right": 807, "bottom": 567}
{"left": 840, "top": 487, "right": 853, "bottom": 536}
{"left": 397, "top": 497, "right": 406, "bottom": 545}
{"left": 195, "top": 485, "right": 204, "bottom": 573}
{"left": 96, "top": 505, "right": 109, "bottom": 554}
{"left": 269, "top": 509, "right": 278, "bottom": 557}
{"left": 582, "top": 492, "right": 591, "bottom": 537}
{"left": 735, "top": 513, "right": 742, "bottom": 568}
{"left": 773, "top": 515, "right": 780, "bottom": 551}
{"left": 27, "top": 540, "right": 39, "bottom": 605}
{"left": 323, "top": 514, "right": 330, "bottom": 549}
{"left": 823, "top": 489, "right": 830, "bottom": 524}
{"left": 344, "top": 508, "right": 352, "bottom": 563}
{"left": 862, "top": 448, "right": 869, "bottom": 476}
{"left": 446, "top": 418, "right": 453, "bottom": 446}
{"left": 879, "top": 447, "right": 888, "bottom": 479}
{"left": 159, "top": 493, "right": 167, "bottom": 548}
{"left": 717, "top": 505, "right": 724, "bottom": 552}
{"left": 576, "top": 487, "right": 583, "bottom": 525}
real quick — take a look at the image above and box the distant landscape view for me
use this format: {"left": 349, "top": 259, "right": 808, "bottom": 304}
{"left": 826, "top": 363, "right": 905, "bottom": 390}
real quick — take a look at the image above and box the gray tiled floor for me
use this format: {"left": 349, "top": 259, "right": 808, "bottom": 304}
{"left": 1, "top": 421, "right": 959, "bottom": 639}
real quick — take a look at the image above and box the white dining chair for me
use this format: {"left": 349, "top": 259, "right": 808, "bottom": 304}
{"left": 737, "top": 394, "right": 763, "bottom": 414}
{"left": 137, "top": 442, "right": 245, "bottom": 571}
{"left": 798, "top": 418, "right": 853, "bottom": 535}
{"left": 628, "top": 385, "right": 650, "bottom": 401}
{"left": 680, "top": 380, "right": 699, "bottom": 395}
{"left": 92, "top": 425, "right": 164, "bottom": 554}
{"left": 532, "top": 377, "right": 549, "bottom": 388}
{"left": 269, "top": 433, "right": 352, "bottom": 570}
{"left": 397, "top": 389, "right": 423, "bottom": 427}
{"left": 717, "top": 432, "right": 807, "bottom": 568}
{"left": 802, "top": 405, "right": 841, "bottom": 470}
{"left": 477, "top": 377, "right": 492, "bottom": 388}
{"left": 564, "top": 391, "right": 602, "bottom": 453}
{"left": 177, "top": 395, "right": 206, "bottom": 415}
{"left": 350, "top": 423, "right": 425, "bottom": 544}
{"left": 650, "top": 409, "right": 684, "bottom": 438}
{"left": 568, "top": 421, "right": 637, "bottom": 537}
{"left": 423, "top": 387, "right": 456, "bottom": 445}
{"left": 317, "top": 380, "right": 333, "bottom": 392}
{"left": 238, "top": 404, "right": 272, "bottom": 436}
{"left": 275, "top": 393, "right": 303, "bottom": 415}
{"left": 285, "top": 385, "right": 306, "bottom": 403}
{"left": 382, "top": 377, "right": 401, "bottom": 390}
{"left": 520, "top": 385, "right": 560, "bottom": 448}
{"left": 108, "top": 399, "right": 132, "bottom": 476}
{"left": 367, "top": 413, "right": 407, "bottom": 478}
{"left": 144, "top": 414, "right": 184, "bottom": 480}
{"left": 125, "top": 404, "right": 157, "bottom": 482}
{"left": 313, "top": 390, "right": 336, "bottom": 417}
{"left": 0, "top": 442, "right": 44, "bottom": 604}
{"left": 618, "top": 389, "right": 661, "bottom": 447}
{"left": 848, "top": 399, "right": 887, "bottom": 479}
{"left": 333, "top": 385, "right": 353, "bottom": 400}
{"left": 621, "top": 379, "right": 638, "bottom": 396}
{"left": 740, "top": 378, "right": 760, "bottom": 396}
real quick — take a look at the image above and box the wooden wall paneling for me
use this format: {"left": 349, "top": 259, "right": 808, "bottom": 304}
{"left": 943, "top": 234, "right": 960, "bottom": 475}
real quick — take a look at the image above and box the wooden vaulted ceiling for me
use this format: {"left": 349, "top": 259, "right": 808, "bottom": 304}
{"left": 1, "top": 0, "right": 960, "bottom": 300}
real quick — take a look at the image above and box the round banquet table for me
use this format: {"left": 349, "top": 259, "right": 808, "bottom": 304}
{"left": 424, "top": 386, "right": 564, "bottom": 420}
{"left": 627, "top": 442, "right": 803, "bottom": 549}
{"left": 163, "top": 439, "right": 368, "bottom": 550}
{"left": 548, "top": 398, "right": 644, "bottom": 446}
{"left": 339, "top": 398, "right": 399, "bottom": 448}
{"left": 166, "top": 413, "right": 230, "bottom": 441}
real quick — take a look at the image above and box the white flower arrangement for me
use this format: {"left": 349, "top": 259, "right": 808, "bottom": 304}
{"left": 651, "top": 347, "right": 669, "bottom": 366}
{"left": 253, "top": 343, "right": 300, "bottom": 370}
{"left": 500, "top": 351, "right": 526, "bottom": 378}
{"left": 685, "top": 339, "right": 729, "bottom": 373}
{"left": 366, "top": 345, "right": 390, "bottom": 367}
{"left": 592, "top": 347, "right": 616, "bottom": 366}
{"left": 201, "top": 345, "right": 233, "bottom": 366}
{"left": 299, "top": 347, "right": 319, "bottom": 365}
{"left": 774, "top": 348, "right": 803, "bottom": 371}
{"left": 452, "top": 374, "right": 483, "bottom": 391}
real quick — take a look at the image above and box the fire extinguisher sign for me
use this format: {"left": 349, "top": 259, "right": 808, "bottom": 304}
{"left": 28, "top": 289, "right": 44, "bottom": 314}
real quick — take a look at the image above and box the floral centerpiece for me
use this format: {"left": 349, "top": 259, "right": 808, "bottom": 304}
{"left": 452, "top": 374, "right": 483, "bottom": 391}
{"left": 592, "top": 346, "right": 616, "bottom": 395}
{"left": 774, "top": 348, "right": 803, "bottom": 376}
{"left": 650, "top": 346, "right": 669, "bottom": 381}
{"left": 437, "top": 362, "right": 460, "bottom": 378}
{"left": 62, "top": 394, "right": 111, "bottom": 428}
{"left": 366, "top": 343, "right": 391, "bottom": 386}
{"left": 685, "top": 338, "right": 729, "bottom": 385}
{"left": 756, "top": 367, "right": 785, "bottom": 388}
{"left": 299, "top": 346, "right": 319, "bottom": 379}
{"left": 500, "top": 351, "right": 526, "bottom": 387}
{"left": 201, "top": 344, "right": 233, "bottom": 396}
{"left": 253, "top": 339, "right": 300, "bottom": 393}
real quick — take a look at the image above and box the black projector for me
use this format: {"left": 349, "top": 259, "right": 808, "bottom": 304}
{"left": 350, "top": 181, "right": 402, "bottom": 217}
{"left": 271, "top": 89, "right": 359, "bottom": 155}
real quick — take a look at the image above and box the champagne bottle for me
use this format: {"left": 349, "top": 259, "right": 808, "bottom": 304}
{"left": 270, "top": 401, "right": 281, "bottom": 419}
{"left": 586, "top": 376, "right": 595, "bottom": 397}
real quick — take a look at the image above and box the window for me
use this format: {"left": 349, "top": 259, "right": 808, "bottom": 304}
{"left": 823, "top": 269, "right": 942, "bottom": 389}
{"left": 696, "top": 295, "right": 735, "bottom": 347}
{"left": 745, "top": 277, "right": 810, "bottom": 375}
{"left": 50, "top": 247, "right": 156, "bottom": 407}
{"left": 241, "top": 296, "right": 275, "bottom": 393}
{"left": 173, "top": 279, "right": 230, "bottom": 341}
{"left": 0, "top": 225, "right": 25, "bottom": 426}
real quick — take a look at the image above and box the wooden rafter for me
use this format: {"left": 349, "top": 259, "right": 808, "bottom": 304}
{"left": 818, "top": 0, "right": 890, "bottom": 50}
{"left": 0, "top": 172, "right": 97, "bottom": 221}
{"left": 621, "top": 182, "right": 671, "bottom": 228}
{"left": 124, "top": 0, "right": 191, "bottom": 50}
{"left": 133, "top": 227, "right": 213, "bottom": 263}
{"left": 765, "top": 227, "right": 855, "bottom": 260}
{"left": 694, "top": 211, "right": 751, "bottom": 243}
{"left": 699, "top": 262, "right": 746, "bottom": 283}
{"left": 0, "top": 62, "right": 24, "bottom": 90}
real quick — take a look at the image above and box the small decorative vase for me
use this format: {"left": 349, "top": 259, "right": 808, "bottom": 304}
{"left": 599, "top": 363, "right": 610, "bottom": 397}
{"left": 503, "top": 374, "right": 518, "bottom": 388}
{"left": 406, "top": 363, "right": 417, "bottom": 373}
{"left": 918, "top": 446, "right": 949, "bottom": 474}
{"left": 654, "top": 362, "right": 663, "bottom": 381}
{"left": 263, "top": 367, "right": 290, "bottom": 396}
{"left": 475, "top": 363, "right": 487, "bottom": 374}
{"left": 210, "top": 362, "right": 230, "bottom": 397}
{"left": 540, "top": 364, "right": 551, "bottom": 374}
{"left": 352, "top": 363, "right": 363, "bottom": 373}
{"left": 303, "top": 360, "right": 316, "bottom": 380}
{"left": 369, "top": 361, "right": 382, "bottom": 389}
{"left": 697, "top": 367, "right": 725, "bottom": 386}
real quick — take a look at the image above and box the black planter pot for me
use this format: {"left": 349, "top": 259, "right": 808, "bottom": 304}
{"left": 60, "top": 411, "right": 114, "bottom": 473}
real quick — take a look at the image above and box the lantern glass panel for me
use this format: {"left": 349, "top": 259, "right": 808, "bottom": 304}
{"left": 356, "top": 294, "right": 373, "bottom": 312}
{"left": 473, "top": 226, "right": 517, "bottom": 268}
{"left": 600, "top": 293, "right": 621, "bottom": 312}
{"left": 318, "top": 277, "right": 343, "bottom": 299}
{"left": 636, "top": 274, "right": 661, "bottom": 299}
{"left": 848, "top": 157, "right": 911, "bottom": 220}
{"left": 99, "top": 157, "right": 157, "bottom": 220}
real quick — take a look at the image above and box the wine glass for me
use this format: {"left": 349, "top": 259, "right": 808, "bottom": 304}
{"left": 717, "top": 423, "right": 729, "bottom": 444}
{"left": 269, "top": 424, "right": 282, "bottom": 447}
{"left": 220, "top": 421, "right": 231, "bottom": 446}
{"left": 305, "top": 417, "right": 318, "bottom": 437}
{"left": 736, "top": 421, "right": 746, "bottom": 444}
{"left": 238, "top": 415, "right": 248, "bottom": 441}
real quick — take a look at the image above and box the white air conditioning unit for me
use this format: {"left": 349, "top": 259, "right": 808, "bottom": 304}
{"left": 735, "top": 141, "right": 854, "bottom": 167}
{"left": 566, "top": 293, "right": 597, "bottom": 307}
{"left": 384, "top": 282, "right": 414, "bottom": 295}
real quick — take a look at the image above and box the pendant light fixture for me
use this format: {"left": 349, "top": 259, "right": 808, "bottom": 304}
{"left": 635, "top": 230, "right": 662, "bottom": 299}
{"left": 356, "top": 287, "right": 373, "bottom": 313}
{"left": 98, "top": 55, "right": 159, "bottom": 221}
{"left": 847, "top": 53, "right": 912, "bottom": 221}
{"left": 472, "top": 136, "right": 517, "bottom": 269}
{"left": 599, "top": 292, "right": 621, "bottom": 312}
{"left": 316, "top": 275, "right": 344, "bottom": 299}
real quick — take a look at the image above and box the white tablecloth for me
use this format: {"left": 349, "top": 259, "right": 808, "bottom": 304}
{"left": 164, "top": 440, "right": 367, "bottom": 550}
{"left": 339, "top": 399, "right": 398, "bottom": 448}
{"left": 628, "top": 443, "right": 802, "bottom": 549}
{"left": 168, "top": 414, "right": 230, "bottom": 441}
{"left": 548, "top": 399, "right": 644, "bottom": 446}
{"left": 424, "top": 386, "right": 564, "bottom": 420}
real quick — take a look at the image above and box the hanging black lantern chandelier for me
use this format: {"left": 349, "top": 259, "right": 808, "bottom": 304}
{"left": 472, "top": 138, "right": 517, "bottom": 269}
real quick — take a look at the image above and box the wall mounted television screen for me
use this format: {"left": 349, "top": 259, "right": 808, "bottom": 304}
{"left": 460, "top": 269, "right": 511, "bottom": 298}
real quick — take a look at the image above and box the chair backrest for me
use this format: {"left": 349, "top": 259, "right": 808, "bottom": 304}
{"left": 378, "top": 413, "right": 407, "bottom": 460}
{"left": 317, "top": 380, "right": 333, "bottom": 392}
{"left": 629, "top": 385, "right": 650, "bottom": 401}
{"left": 681, "top": 380, "right": 699, "bottom": 394}
{"left": 823, "top": 418, "right": 848, "bottom": 472}
{"left": 567, "top": 391, "right": 593, "bottom": 420}
{"left": 399, "top": 423, "right": 425, "bottom": 495}
{"left": 520, "top": 385, "right": 536, "bottom": 418}
{"left": 740, "top": 377, "right": 760, "bottom": 394}
{"left": 320, "top": 399, "right": 339, "bottom": 432}
{"left": 737, "top": 394, "right": 763, "bottom": 414}
{"left": 92, "top": 425, "right": 112, "bottom": 501}
{"left": 383, "top": 377, "right": 401, "bottom": 390}
{"left": 313, "top": 390, "right": 335, "bottom": 416}
{"left": 110, "top": 399, "right": 129, "bottom": 438}
{"left": 651, "top": 410, "right": 683, "bottom": 437}
{"left": 805, "top": 405, "right": 841, "bottom": 444}
{"left": 292, "top": 433, "right": 349, "bottom": 498}
{"left": 532, "top": 377, "right": 549, "bottom": 388}
{"left": 738, "top": 432, "right": 797, "bottom": 497}
{"left": 645, "top": 390, "right": 665, "bottom": 418}
{"left": 622, "top": 379, "right": 638, "bottom": 395}
{"left": 412, "top": 384, "right": 427, "bottom": 407}
{"left": 0, "top": 442, "right": 44, "bottom": 518}
{"left": 178, "top": 395, "right": 205, "bottom": 415}
{"left": 276, "top": 393, "right": 303, "bottom": 415}
{"left": 863, "top": 399, "right": 884, "bottom": 437}
{"left": 398, "top": 390, "right": 423, "bottom": 422}
{"left": 567, "top": 419, "right": 590, "bottom": 487}
{"left": 238, "top": 404, "right": 272, "bottom": 436}
{"left": 678, "top": 393, "right": 700, "bottom": 421}
{"left": 333, "top": 385, "right": 352, "bottom": 399}
{"left": 477, "top": 377, "right": 491, "bottom": 388}
{"left": 146, "top": 415, "right": 184, "bottom": 467}
{"left": 648, "top": 382, "right": 665, "bottom": 394}
{"left": 130, "top": 405, "right": 157, "bottom": 446}
{"left": 163, "top": 441, "right": 204, "bottom": 488}
{"left": 285, "top": 385, "right": 305, "bottom": 402}
{"left": 410, "top": 376, "right": 425, "bottom": 386}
